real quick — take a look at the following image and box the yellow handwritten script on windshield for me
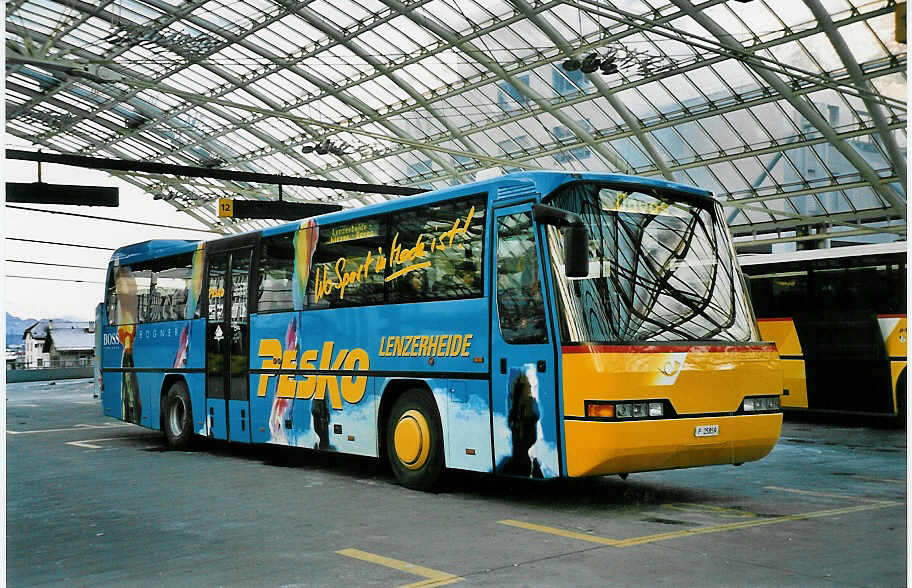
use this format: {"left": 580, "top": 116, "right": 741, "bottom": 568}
{"left": 313, "top": 206, "right": 476, "bottom": 301}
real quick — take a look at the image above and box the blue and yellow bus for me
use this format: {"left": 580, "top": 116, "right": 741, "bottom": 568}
{"left": 98, "top": 171, "right": 782, "bottom": 490}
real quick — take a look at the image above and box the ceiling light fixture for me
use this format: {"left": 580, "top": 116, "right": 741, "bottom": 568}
{"left": 302, "top": 138, "right": 348, "bottom": 156}
{"left": 561, "top": 43, "right": 690, "bottom": 78}
{"left": 579, "top": 53, "right": 601, "bottom": 74}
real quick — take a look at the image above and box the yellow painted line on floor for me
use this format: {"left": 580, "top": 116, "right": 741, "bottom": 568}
{"left": 612, "top": 502, "right": 901, "bottom": 546}
{"left": 500, "top": 501, "right": 901, "bottom": 548}
{"left": 663, "top": 502, "right": 758, "bottom": 518}
{"left": 499, "top": 519, "right": 621, "bottom": 545}
{"left": 8, "top": 423, "right": 132, "bottom": 435}
{"left": 765, "top": 485, "right": 898, "bottom": 504}
{"left": 336, "top": 548, "right": 462, "bottom": 587}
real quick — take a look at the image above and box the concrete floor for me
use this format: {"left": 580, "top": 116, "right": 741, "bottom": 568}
{"left": 6, "top": 378, "right": 907, "bottom": 587}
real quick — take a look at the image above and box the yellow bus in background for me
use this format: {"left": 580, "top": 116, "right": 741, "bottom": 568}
{"left": 740, "top": 242, "right": 906, "bottom": 422}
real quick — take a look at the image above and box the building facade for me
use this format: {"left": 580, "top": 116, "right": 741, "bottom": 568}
{"left": 22, "top": 320, "right": 95, "bottom": 368}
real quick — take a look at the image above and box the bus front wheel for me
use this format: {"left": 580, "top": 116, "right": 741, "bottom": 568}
{"left": 386, "top": 390, "right": 444, "bottom": 491}
{"left": 164, "top": 380, "right": 194, "bottom": 451}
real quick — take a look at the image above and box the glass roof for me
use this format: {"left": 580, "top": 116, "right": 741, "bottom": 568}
{"left": 6, "top": 0, "right": 907, "bottom": 247}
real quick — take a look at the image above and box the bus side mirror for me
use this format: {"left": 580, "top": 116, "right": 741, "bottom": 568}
{"left": 532, "top": 203, "right": 589, "bottom": 279}
{"left": 563, "top": 225, "right": 589, "bottom": 278}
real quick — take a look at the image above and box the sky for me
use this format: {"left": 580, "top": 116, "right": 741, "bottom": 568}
{"left": 4, "top": 151, "right": 218, "bottom": 322}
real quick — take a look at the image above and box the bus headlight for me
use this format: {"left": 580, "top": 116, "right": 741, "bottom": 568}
{"left": 585, "top": 402, "right": 615, "bottom": 418}
{"left": 742, "top": 396, "right": 780, "bottom": 411}
{"left": 586, "top": 400, "right": 666, "bottom": 419}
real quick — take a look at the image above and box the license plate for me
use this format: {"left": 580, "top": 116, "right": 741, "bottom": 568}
{"left": 695, "top": 425, "right": 719, "bottom": 437}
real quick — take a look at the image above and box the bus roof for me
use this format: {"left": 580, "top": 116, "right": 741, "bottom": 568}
{"left": 261, "top": 171, "right": 714, "bottom": 237}
{"left": 738, "top": 241, "right": 907, "bottom": 267}
{"left": 109, "top": 171, "right": 716, "bottom": 263}
{"left": 110, "top": 239, "right": 201, "bottom": 266}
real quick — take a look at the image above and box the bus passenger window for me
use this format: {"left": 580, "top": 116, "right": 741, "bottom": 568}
{"left": 496, "top": 213, "right": 547, "bottom": 344}
{"left": 308, "top": 217, "right": 388, "bottom": 308}
{"left": 106, "top": 267, "right": 120, "bottom": 325}
{"left": 390, "top": 195, "right": 485, "bottom": 302}
{"left": 130, "top": 266, "right": 153, "bottom": 324}
{"left": 147, "top": 253, "right": 194, "bottom": 323}
{"left": 258, "top": 232, "right": 295, "bottom": 312}
{"left": 106, "top": 263, "right": 144, "bottom": 326}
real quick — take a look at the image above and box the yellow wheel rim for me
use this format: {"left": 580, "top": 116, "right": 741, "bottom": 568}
{"left": 393, "top": 409, "right": 431, "bottom": 470}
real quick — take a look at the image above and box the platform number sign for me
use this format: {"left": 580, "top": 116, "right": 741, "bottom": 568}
{"left": 218, "top": 198, "right": 234, "bottom": 218}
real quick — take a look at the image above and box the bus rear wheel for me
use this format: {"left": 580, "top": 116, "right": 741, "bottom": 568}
{"left": 164, "top": 380, "right": 194, "bottom": 451}
{"left": 386, "top": 390, "right": 444, "bottom": 491}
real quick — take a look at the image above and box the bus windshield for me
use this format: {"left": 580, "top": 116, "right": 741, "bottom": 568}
{"left": 544, "top": 181, "right": 757, "bottom": 344}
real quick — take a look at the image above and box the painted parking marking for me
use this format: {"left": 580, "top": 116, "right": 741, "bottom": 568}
{"left": 336, "top": 548, "right": 462, "bottom": 587}
{"left": 8, "top": 423, "right": 133, "bottom": 435}
{"left": 66, "top": 436, "right": 161, "bottom": 450}
{"left": 609, "top": 502, "right": 900, "bottom": 547}
{"left": 765, "top": 485, "right": 901, "bottom": 503}
{"left": 500, "top": 501, "right": 901, "bottom": 548}
{"left": 845, "top": 475, "right": 905, "bottom": 485}
{"left": 7, "top": 404, "right": 39, "bottom": 408}
{"left": 498, "top": 519, "right": 620, "bottom": 545}
{"left": 66, "top": 438, "right": 120, "bottom": 449}
{"left": 663, "top": 503, "right": 758, "bottom": 518}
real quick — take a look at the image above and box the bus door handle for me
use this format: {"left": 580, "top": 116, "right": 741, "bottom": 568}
{"left": 537, "top": 360, "right": 546, "bottom": 372}
{"left": 500, "top": 358, "right": 506, "bottom": 374}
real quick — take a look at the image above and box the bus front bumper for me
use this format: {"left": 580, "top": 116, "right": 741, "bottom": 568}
{"left": 563, "top": 413, "right": 782, "bottom": 477}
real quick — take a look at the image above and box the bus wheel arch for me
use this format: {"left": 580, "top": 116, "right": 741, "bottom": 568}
{"left": 162, "top": 377, "right": 194, "bottom": 450}
{"left": 380, "top": 382, "right": 444, "bottom": 491}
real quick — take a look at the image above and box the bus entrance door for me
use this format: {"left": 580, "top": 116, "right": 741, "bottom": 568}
{"left": 205, "top": 243, "right": 254, "bottom": 443}
{"left": 490, "top": 204, "right": 560, "bottom": 479}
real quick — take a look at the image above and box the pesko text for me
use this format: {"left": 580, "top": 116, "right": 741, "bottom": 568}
{"left": 256, "top": 339, "right": 369, "bottom": 410}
